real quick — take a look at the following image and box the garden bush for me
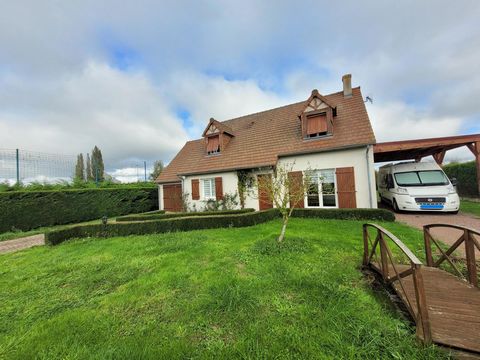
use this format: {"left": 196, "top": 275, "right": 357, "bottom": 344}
{"left": 291, "top": 208, "right": 395, "bottom": 221}
{"left": 443, "top": 161, "right": 478, "bottom": 197}
{"left": 0, "top": 188, "right": 158, "bottom": 232}
{"left": 116, "top": 208, "right": 255, "bottom": 222}
{"left": 46, "top": 207, "right": 394, "bottom": 245}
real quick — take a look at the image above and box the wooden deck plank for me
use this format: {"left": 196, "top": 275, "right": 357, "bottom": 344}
{"left": 371, "top": 263, "right": 480, "bottom": 353}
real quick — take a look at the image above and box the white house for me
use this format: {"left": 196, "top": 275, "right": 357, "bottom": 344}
{"left": 156, "top": 74, "right": 377, "bottom": 211}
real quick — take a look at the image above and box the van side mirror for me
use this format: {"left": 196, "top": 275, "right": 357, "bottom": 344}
{"left": 451, "top": 177, "right": 458, "bottom": 186}
{"left": 386, "top": 175, "right": 394, "bottom": 189}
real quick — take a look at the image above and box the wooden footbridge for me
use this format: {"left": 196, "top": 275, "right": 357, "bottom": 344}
{"left": 363, "top": 223, "right": 480, "bottom": 353}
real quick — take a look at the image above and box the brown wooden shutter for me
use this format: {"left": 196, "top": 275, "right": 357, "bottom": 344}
{"left": 215, "top": 177, "right": 223, "bottom": 200}
{"left": 288, "top": 171, "right": 304, "bottom": 208}
{"left": 206, "top": 136, "right": 219, "bottom": 153}
{"left": 336, "top": 167, "right": 357, "bottom": 208}
{"left": 257, "top": 174, "right": 273, "bottom": 210}
{"left": 191, "top": 179, "right": 200, "bottom": 200}
{"left": 307, "top": 114, "right": 327, "bottom": 135}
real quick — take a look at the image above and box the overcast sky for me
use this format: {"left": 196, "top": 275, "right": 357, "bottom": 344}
{"left": 1, "top": 0, "right": 479, "bottom": 174}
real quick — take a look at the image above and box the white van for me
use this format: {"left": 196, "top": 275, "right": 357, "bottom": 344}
{"left": 377, "top": 162, "right": 459, "bottom": 213}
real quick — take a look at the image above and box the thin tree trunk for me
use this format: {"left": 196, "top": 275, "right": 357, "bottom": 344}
{"left": 278, "top": 215, "right": 289, "bottom": 242}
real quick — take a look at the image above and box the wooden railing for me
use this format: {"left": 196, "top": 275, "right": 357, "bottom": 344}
{"left": 363, "top": 223, "right": 432, "bottom": 343}
{"left": 424, "top": 224, "right": 480, "bottom": 288}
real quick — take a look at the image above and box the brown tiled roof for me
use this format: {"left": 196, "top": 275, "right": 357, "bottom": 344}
{"left": 157, "top": 87, "right": 376, "bottom": 183}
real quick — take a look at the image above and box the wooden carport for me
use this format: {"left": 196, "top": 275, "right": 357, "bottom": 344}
{"left": 373, "top": 134, "right": 480, "bottom": 194}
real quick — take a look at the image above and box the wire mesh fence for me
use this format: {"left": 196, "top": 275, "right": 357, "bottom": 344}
{"left": 0, "top": 148, "right": 154, "bottom": 185}
{"left": 0, "top": 149, "right": 76, "bottom": 184}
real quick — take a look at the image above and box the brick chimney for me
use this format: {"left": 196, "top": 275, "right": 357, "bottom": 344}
{"left": 342, "top": 74, "right": 352, "bottom": 98}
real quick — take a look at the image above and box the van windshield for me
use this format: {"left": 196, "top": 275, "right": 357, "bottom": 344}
{"left": 394, "top": 170, "right": 449, "bottom": 187}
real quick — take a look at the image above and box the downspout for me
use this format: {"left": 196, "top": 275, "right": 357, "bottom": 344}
{"left": 181, "top": 176, "right": 186, "bottom": 211}
{"left": 365, "top": 145, "right": 374, "bottom": 208}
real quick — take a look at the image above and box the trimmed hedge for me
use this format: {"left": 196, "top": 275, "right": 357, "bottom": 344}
{"left": 291, "top": 208, "right": 395, "bottom": 221}
{"left": 0, "top": 188, "right": 158, "bottom": 232}
{"left": 443, "top": 161, "right": 478, "bottom": 197}
{"left": 45, "top": 207, "right": 395, "bottom": 245}
{"left": 46, "top": 209, "right": 280, "bottom": 245}
{"left": 116, "top": 208, "right": 255, "bottom": 222}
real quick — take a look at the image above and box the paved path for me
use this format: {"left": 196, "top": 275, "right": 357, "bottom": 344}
{"left": 395, "top": 212, "right": 480, "bottom": 258}
{"left": 0, "top": 234, "right": 45, "bottom": 254}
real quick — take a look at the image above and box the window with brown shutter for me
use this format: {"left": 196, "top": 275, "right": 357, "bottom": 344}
{"left": 288, "top": 171, "right": 304, "bottom": 208}
{"left": 215, "top": 177, "right": 223, "bottom": 200}
{"left": 335, "top": 167, "right": 357, "bottom": 208}
{"left": 191, "top": 179, "right": 200, "bottom": 200}
{"left": 306, "top": 113, "right": 328, "bottom": 137}
{"left": 206, "top": 135, "right": 220, "bottom": 154}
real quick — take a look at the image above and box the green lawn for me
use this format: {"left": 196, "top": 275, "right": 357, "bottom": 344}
{"left": 0, "top": 218, "right": 448, "bottom": 359}
{"left": 460, "top": 199, "right": 480, "bottom": 217}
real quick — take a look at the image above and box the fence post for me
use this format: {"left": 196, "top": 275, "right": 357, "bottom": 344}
{"left": 362, "top": 225, "right": 369, "bottom": 266}
{"left": 465, "top": 229, "right": 478, "bottom": 287}
{"left": 379, "top": 231, "right": 389, "bottom": 280}
{"left": 15, "top": 148, "right": 20, "bottom": 184}
{"left": 144, "top": 161, "right": 147, "bottom": 182}
{"left": 423, "top": 227, "right": 434, "bottom": 267}
{"left": 412, "top": 264, "right": 432, "bottom": 344}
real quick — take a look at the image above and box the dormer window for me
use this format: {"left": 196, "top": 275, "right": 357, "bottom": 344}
{"left": 202, "top": 118, "right": 235, "bottom": 156}
{"left": 299, "top": 89, "right": 335, "bottom": 140}
{"left": 306, "top": 113, "right": 328, "bottom": 138}
{"left": 206, "top": 135, "right": 220, "bottom": 155}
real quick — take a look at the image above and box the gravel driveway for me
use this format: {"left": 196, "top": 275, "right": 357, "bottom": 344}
{"left": 395, "top": 211, "right": 480, "bottom": 258}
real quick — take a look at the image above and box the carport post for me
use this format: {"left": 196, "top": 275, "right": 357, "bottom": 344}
{"left": 467, "top": 142, "right": 480, "bottom": 196}
{"left": 476, "top": 142, "right": 480, "bottom": 196}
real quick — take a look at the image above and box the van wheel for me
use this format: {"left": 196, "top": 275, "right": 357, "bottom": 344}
{"left": 392, "top": 199, "right": 401, "bottom": 213}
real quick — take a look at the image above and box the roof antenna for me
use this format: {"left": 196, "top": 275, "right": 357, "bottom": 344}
{"left": 364, "top": 96, "right": 373, "bottom": 104}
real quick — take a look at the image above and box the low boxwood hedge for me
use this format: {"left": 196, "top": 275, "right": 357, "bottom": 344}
{"left": 116, "top": 208, "right": 255, "bottom": 222}
{"left": 46, "top": 209, "right": 280, "bottom": 245}
{"left": 0, "top": 187, "right": 158, "bottom": 232}
{"left": 45, "top": 208, "right": 394, "bottom": 245}
{"left": 291, "top": 208, "right": 395, "bottom": 221}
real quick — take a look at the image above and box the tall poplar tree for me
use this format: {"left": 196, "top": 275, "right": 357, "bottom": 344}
{"left": 91, "top": 146, "right": 105, "bottom": 182}
{"left": 86, "top": 153, "right": 93, "bottom": 181}
{"left": 74, "top": 153, "right": 85, "bottom": 181}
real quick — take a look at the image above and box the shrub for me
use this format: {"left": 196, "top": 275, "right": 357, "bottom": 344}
{"left": 0, "top": 188, "right": 158, "bottom": 232}
{"left": 291, "top": 208, "right": 395, "bottom": 221}
{"left": 116, "top": 208, "right": 255, "bottom": 222}
{"left": 46, "top": 209, "right": 280, "bottom": 245}
{"left": 443, "top": 161, "right": 478, "bottom": 197}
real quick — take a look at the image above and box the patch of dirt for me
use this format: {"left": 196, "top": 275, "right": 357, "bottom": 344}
{"left": 0, "top": 234, "right": 45, "bottom": 254}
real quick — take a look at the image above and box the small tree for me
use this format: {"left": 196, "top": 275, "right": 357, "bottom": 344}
{"left": 255, "top": 163, "right": 310, "bottom": 242}
{"left": 74, "top": 153, "right": 85, "bottom": 181}
{"left": 150, "top": 160, "right": 164, "bottom": 180}
{"left": 86, "top": 153, "right": 93, "bottom": 181}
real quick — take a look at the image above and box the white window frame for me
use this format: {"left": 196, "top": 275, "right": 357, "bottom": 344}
{"left": 304, "top": 169, "right": 338, "bottom": 208}
{"left": 201, "top": 178, "right": 216, "bottom": 200}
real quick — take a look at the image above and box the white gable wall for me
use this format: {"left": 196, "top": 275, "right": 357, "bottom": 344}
{"left": 277, "top": 145, "right": 376, "bottom": 208}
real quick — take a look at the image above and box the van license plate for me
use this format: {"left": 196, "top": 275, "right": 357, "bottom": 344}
{"left": 420, "top": 204, "right": 444, "bottom": 210}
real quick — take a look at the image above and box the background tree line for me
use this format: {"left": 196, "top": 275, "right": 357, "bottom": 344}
{"left": 75, "top": 146, "right": 105, "bottom": 182}
{"left": 75, "top": 147, "right": 165, "bottom": 183}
